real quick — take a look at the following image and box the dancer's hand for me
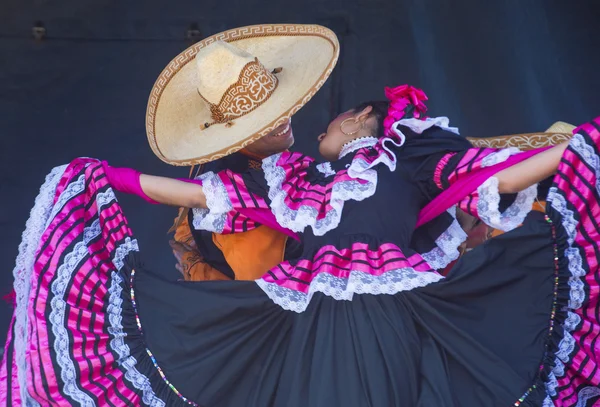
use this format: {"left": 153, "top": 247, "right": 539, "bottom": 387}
{"left": 102, "top": 161, "right": 159, "bottom": 204}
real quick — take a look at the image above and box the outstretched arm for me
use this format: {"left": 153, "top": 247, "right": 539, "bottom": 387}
{"left": 103, "top": 162, "right": 207, "bottom": 208}
{"left": 495, "top": 141, "right": 569, "bottom": 194}
{"left": 140, "top": 174, "right": 206, "bottom": 208}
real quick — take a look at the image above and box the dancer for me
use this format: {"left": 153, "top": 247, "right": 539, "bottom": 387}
{"left": 146, "top": 24, "right": 340, "bottom": 282}
{"left": 168, "top": 122, "right": 301, "bottom": 282}
{"left": 3, "top": 29, "right": 599, "bottom": 407}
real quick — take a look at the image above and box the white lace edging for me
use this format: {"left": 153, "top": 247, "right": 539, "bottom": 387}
{"left": 256, "top": 268, "right": 444, "bottom": 312}
{"left": 107, "top": 244, "right": 165, "bottom": 407}
{"left": 47, "top": 178, "right": 163, "bottom": 405}
{"left": 393, "top": 116, "right": 460, "bottom": 136}
{"left": 316, "top": 162, "right": 336, "bottom": 177}
{"left": 12, "top": 164, "right": 66, "bottom": 407}
{"left": 476, "top": 177, "right": 537, "bottom": 232}
{"left": 262, "top": 153, "right": 378, "bottom": 236}
{"left": 542, "top": 395, "right": 555, "bottom": 407}
{"left": 471, "top": 146, "right": 537, "bottom": 232}
{"left": 420, "top": 207, "right": 468, "bottom": 270}
{"left": 481, "top": 147, "right": 521, "bottom": 168}
{"left": 544, "top": 132, "right": 599, "bottom": 401}
{"left": 263, "top": 138, "right": 397, "bottom": 236}
{"left": 389, "top": 117, "right": 459, "bottom": 161}
{"left": 49, "top": 220, "right": 102, "bottom": 405}
{"left": 569, "top": 132, "right": 600, "bottom": 197}
{"left": 191, "top": 171, "right": 233, "bottom": 233}
{"left": 544, "top": 191, "right": 584, "bottom": 398}
{"left": 339, "top": 137, "right": 378, "bottom": 159}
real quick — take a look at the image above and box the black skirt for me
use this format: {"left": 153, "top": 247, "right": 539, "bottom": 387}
{"left": 127, "top": 211, "right": 556, "bottom": 406}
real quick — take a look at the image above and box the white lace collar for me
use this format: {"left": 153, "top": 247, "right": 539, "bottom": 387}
{"left": 338, "top": 137, "right": 378, "bottom": 159}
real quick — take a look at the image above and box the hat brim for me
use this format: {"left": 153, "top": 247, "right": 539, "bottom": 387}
{"left": 146, "top": 24, "right": 339, "bottom": 165}
{"left": 467, "top": 121, "right": 575, "bottom": 150}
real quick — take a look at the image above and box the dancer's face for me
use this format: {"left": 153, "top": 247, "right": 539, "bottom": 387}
{"left": 245, "top": 120, "right": 294, "bottom": 157}
{"left": 318, "top": 106, "right": 374, "bottom": 161}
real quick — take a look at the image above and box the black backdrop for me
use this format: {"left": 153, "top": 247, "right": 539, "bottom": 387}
{"left": 1, "top": 0, "right": 599, "bottom": 344}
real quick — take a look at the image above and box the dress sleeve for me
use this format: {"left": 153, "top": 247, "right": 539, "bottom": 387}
{"left": 412, "top": 146, "right": 538, "bottom": 232}
{"left": 191, "top": 150, "right": 354, "bottom": 237}
{"left": 191, "top": 168, "right": 270, "bottom": 235}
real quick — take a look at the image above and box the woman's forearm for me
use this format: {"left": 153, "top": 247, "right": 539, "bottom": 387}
{"left": 495, "top": 141, "right": 569, "bottom": 194}
{"left": 140, "top": 174, "right": 207, "bottom": 208}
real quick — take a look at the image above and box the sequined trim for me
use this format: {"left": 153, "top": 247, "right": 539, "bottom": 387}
{"left": 129, "top": 269, "right": 199, "bottom": 406}
{"left": 513, "top": 215, "right": 560, "bottom": 406}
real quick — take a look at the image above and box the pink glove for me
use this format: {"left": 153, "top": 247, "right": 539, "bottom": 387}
{"left": 101, "top": 161, "right": 159, "bottom": 204}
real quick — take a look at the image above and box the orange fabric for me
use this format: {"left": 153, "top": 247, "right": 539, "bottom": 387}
{"left": 177, "top": 244, "right": 231, "bottom": 281}
{"left": 212, "top": 225, "right": 287, "bottom": 280}
{"left": 173, "top": 210, "right": 195, "bottom": 247}
{"left": 171, "top": 149, "right": 289, "bottom": 281}
{"left": 171, "top": 210, "right": 231, "bottom": 281}
{"left": 171, "top": 206, "right": 288, "bottom": 281}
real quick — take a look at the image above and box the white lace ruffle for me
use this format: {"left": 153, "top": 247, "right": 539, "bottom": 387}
{"left": 480, "top": 147, "right": 521, "bottom": 168}
{"left": 46, "top": 173, "right": 86, "bottom": 228}
{"left": 541, "top": 395, "right": 555, "bottom": 407}
{"left": 473, "top": 146, "right": 537, "bottom": 232}
{"left": 49, "top": 220, "right": 102, "bottom": 405}
{"left": 420, "top": 207, "right": 468, "bottom": 270}
{"left": 570, "top": 132, "right": 600, "bottom": 197}
{"left": 476, "top": 176, "right": 537, "bottom": 232}
{"left": 263, "top": 136, "right": 398, "bottom": 236}
{"left": 108, "top": 255, "right": 165, "bottom": 407}
{"left": 12, "top": 164, "right": 66, "bottom": 406}
{"left": 339, "top": 137, "right": 378, "bottom": 159}
{"left": 544, "top": 132, "right": 600, "bottom": 402}
{"left": 256, "top": 268, "right": 444, "bottom": 312}
{"left": 393, "top": 116, "right": 460, "bottom": 136}
{"left": 191, "top": 171, "right": 233, "bottom": 233}
{"left": 96, "top": 187, "right": 118, "bottom": 211}
{"left": 263, "top": 153, "right": 379, "bottom": 236}
{"left": 577, "top": 387, "right": 600, "bottom": 406}
{"left": 316, "top": 162, "right": 336, "bottom": 177}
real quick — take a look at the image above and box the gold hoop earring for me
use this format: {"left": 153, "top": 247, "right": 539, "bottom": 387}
{"left": 340, "top": 118, "right": 364, "bottom": 136}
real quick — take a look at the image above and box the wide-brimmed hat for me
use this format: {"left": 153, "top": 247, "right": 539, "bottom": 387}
{"left": 146, "top": 24, "right": 340, "bottom": 166}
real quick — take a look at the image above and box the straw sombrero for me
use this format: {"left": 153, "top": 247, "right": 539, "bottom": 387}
{"left": 146, "top": 24, "right": 340, "bottom": 166}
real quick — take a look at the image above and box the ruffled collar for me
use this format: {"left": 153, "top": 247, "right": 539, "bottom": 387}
{"left": 339, "top": 137, "right": 378, "bottom": 159}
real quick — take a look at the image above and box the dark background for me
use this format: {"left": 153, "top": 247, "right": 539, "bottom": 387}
{"left": 1, "top": 0, "right": 599, "bottom": 345}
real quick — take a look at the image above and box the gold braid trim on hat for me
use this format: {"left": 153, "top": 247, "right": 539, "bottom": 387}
{"left": 467, "top": 132, "right": 572, "bottom": 150}
{"left": 197, "top": 58, "right": 279, "bottom": 130}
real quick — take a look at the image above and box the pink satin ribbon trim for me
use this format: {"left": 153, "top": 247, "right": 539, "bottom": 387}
{"left": 238, "top": 208, "right": 300, "bottom": 241}
{"left": 416, "top": 146, "right": 552, "bottom": 228}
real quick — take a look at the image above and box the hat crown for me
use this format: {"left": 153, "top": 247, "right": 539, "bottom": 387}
{"left": 195, "top": 41, "right": 256, "bottom": 104}
{"left": 193, "top": 40, "right": 280, "bottom": 128}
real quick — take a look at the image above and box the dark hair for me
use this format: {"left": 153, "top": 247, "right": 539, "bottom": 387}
{"left": 351, "top": 101, "right": 389, "bottom": 138}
